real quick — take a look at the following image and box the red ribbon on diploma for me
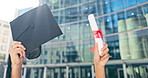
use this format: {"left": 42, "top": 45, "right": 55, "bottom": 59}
{"left": 92, "top": 30, "right": 103, "bottom": 38}
{"left": 90, "top": 29, "right": 103, "bottom": 52}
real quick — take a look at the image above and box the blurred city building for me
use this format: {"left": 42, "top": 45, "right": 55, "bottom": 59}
{"left": 0, "top": 20, "right": 10, "bottom": 61}
{"left": 3, "top": 0, "right": 148, "bottom": 78}
{"left": 0, "top": 19, "right": 10, "bottom": 78}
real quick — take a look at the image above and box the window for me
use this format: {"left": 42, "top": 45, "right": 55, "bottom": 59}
{"left": 2, "top": 38, "right": 8, "bottom": 43}
{"left": 44, "top": 50, "right": 47, "bottom": 55}
{"left": 44, "top": 59, "right": 47, "bottom": 64}
{"left": 0, "top": 45, "right": 7, "bottom": 51}
{"left": 0, "top": 29, "right": 1, "bottom": 34}
{"left": 3, "top": 24, "right": 9, "bottom": 28}
{"left": 0, "top": 53, "right": 5, "bottom": 60}
{"left": 3, "top": 30, "right": 9, "bottom": 35}
{"left": 40, "top": 59, "right": 42, "bottom": 64}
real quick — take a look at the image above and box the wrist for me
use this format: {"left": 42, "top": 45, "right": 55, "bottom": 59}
{"left": 12, "top": 64, "right": 22, "bottom": 68}
{"left": 94, "top": 64, "right": 105, "bottom": 69}
{"left": 94, "top": 62, "right": 106, "bottom": 67}
{"left": 11, "top": 60, "right": 23, "bottom": 67}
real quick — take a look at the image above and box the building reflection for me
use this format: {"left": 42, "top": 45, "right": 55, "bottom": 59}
{"left": 13, "top": 0, "right": 148, "bottom": 78}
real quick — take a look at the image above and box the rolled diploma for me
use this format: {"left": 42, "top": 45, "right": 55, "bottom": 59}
{"left": 88, "top": 14, "right": 103, "bottom": 55}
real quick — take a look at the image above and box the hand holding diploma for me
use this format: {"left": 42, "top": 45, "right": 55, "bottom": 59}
{"left": 93, "top": 43, "right": 110, "bottom": 78}
{"left": 88, "top": 14, "right": 110, "bottom": 78}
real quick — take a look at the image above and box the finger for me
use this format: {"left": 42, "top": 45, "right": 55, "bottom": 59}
{"left": 22, "top": 50, "right": 26, "bottom": 57}
{"left": 101, "top": 55, "right": 110, "bottom": 64}
{"left": 12, "top": 41, "right": 21, "bottom": 46}
{"left": 101, "top": 43, "right": 108, "bottom": 56}
{"left": 13, "top": 44, "right": 26, "bottom": 50}
{"left": 101, "top": 54, "right": 110, "bottom": 61}
{"left": 15, "top": 48, "right": 25, "bottom": 58}
{"left": 101, "top": 48, "right": 109, "bottom": 56}
{"left": 20, "top": 57, "right": 24, "bottom": 62}
{"left": 17, "top": 48, "right": 26, "bottom": 57}
{"left": 17, "top": 50, "right": 23, "bottom": 58}
{"left": 19, "top": 48, "right": 26, "bottom": 57}
{"left": 101, "top": 43, "right": 108, "bottom": 51}
{"left": 103, "top": 42, "right": 106, "bottom": 45}
{"left": 105, "top": 43, "right": 108, "bottom": 48}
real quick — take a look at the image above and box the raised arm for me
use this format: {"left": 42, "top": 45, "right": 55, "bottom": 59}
{"left": 9, "top": 41, "right": 26, "bottom": 78}
{"left": 93, "top": 43, "right": 110, "bottom": 78}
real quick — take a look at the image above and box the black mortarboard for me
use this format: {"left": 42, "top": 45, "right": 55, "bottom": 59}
{"left": 6, "top": 4, "right": 62, "bottom": 78}
{"left": 10, "top": 4, "right": 63, "bottom": 59}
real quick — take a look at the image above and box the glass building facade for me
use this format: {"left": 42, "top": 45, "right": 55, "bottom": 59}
{"left": 4, "top": 0, "right": 148, "bottom": 78}
{"left": 38, "top": 0, "right": 148, "bottom": 62}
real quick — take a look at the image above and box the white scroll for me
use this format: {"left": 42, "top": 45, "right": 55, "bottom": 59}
{"left": 88, "top": 14, "right": 103, "bottom": 55}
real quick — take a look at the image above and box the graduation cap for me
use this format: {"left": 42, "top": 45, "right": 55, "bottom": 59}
{"left": 6, "top": 4, "right": 63, "bottom": 78}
